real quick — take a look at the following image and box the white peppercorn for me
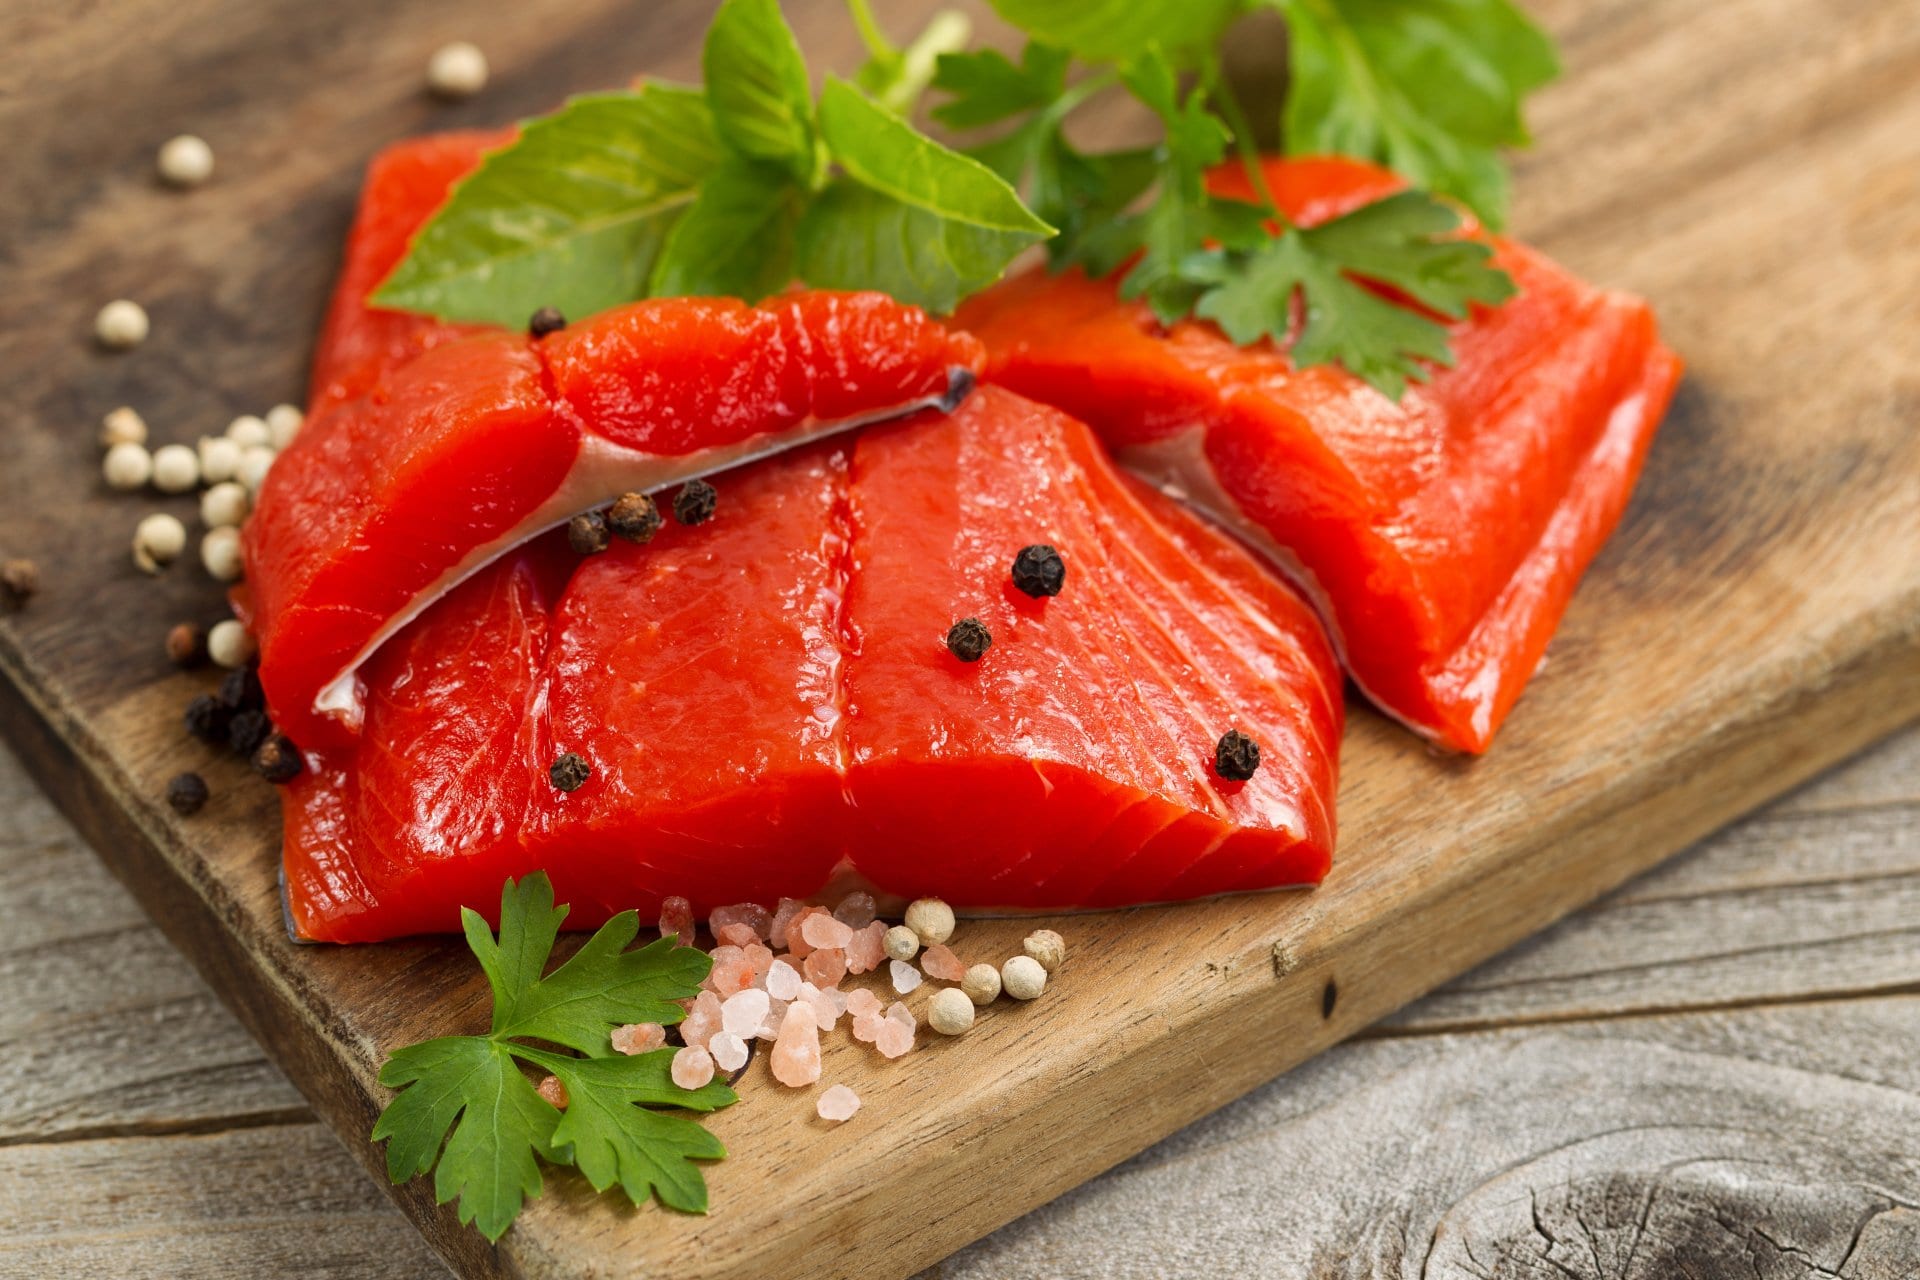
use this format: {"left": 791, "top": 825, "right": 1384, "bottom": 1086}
{"left": 200, "top": 481, "right": 249, "bottom": 528}
{"left": 132, "top": 512, "right": 187, "bottom": 574}
{"left": 904, "top": 897, "right": 955, "bottom": 945}
{"left": 207, "top": 618, "right": 255, "bottom": 669}
{"left": 151, "top": 443, "right": 200, "bottom": 493}
{"left": 99, "top": 406, "right": 148, "bottom": 448}
{"left": 1001, "top": 954, "right": 1047, "bottom": 1001}
{"left": 156, "top": 135, "right": 214, "bottom": 188}
{"left": 200, "top": 527, "right": 244, "bottom": 582}
{"left": 95, "top": 300, "right": 149, "bottom": 350}
{"left": 103, "top": 442, "right": 153, "bottom": 491}
{"left": 882, "top": 925, "right": 920, "bottom": 962}
{"left": 427, "top": 42, "right": 489, "bottom": 99}
{"left": 1022, "top": 928, "right": 1066, "bottom": 973}
{"left": 928, "top": 987, "right": 975, "bottom": 1035}
{"left": 225, "top": 414, "right": 270, "bottom": 448}
{"left": 961, "top": 963, "right": 1001, "bottom": 1006}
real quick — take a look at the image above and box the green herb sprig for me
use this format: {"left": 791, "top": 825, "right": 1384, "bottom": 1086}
{"left": 372, "top": 873, "right": 733, "bottom": 1241}
{"left": 374, "top": 0, "right": 1558, "bottom": 399}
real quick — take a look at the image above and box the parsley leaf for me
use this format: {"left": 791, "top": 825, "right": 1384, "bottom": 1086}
{"left": 1187, "top": 189, "right": 1515, "bottom": 398}
{"left": 371, "top": 86, "right": 722, "bottom": 327}
{"left": 1272, "top": 0, "right": 1558, "bottom": 226}
{"left": 371, "top": 873, "right": 732, "bottom": 1241}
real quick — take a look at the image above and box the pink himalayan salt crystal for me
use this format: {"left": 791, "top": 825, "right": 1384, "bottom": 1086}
{"left": 536, "top": 1074, "right": 569, "bottom": 1108}
{"left": 769, "top": 897, "right": 807, "bottom": 949}
{"left": 770, "top": 1001, "right": 822, "bottom": 1087}
{"left": 756, "top": 998, "right": 789, "bottom": 1042}
{"left": 709, "top": 1031, "right": 749, "bottom": 1073}
{"left": 852, "top": 1012, "right": 885, "bottom": 1044}
{"left": 743, "top": 942, "right": 774, "bottom": 976}
{"left": 803, "top": 947, "right": 847, "bottom": 989}
{"left": 844, "top": 921, "right": 887, "bottom": 975}
{"left": 832, "top": 891, "right": 878, "bottom": 929}
{"left": 920, "top": 944, "right": 966, "bottom": 982}
{"left": 704, "top": 945, "right": 755, "bottom": 996}
{"left": 658, "top": 896, "right": 694, "bottom": 945}
{"left": 721, "top": 988, "right": 770, "bottom": 1037}
{"left": 875, "top": 1018, "right": 915, "bottom": 1059}
{"left": 714, "top": 921, "right": 758, "bottom": 947}
{"left": 710, "top": 901, "right": 773, "bottom": 942}
{"left": 797, "top": 981, "right": 840, "bottom": 1033}
{"left": 765, "top": 958, "right": 803, "bottom": 1001}
{"left": 845, "top": 988, "right": 882, "bottom": 1019}
{"left": 886, "top": 1001, "right": 916, "bottom": 1031}
{"left": 610, "top": 1022, "right": 666, "bottom": 1056}
{"left": 784, "top": 905, "right": 829, "bottom": 959}
{"left": 800, "top": 912, "right": 855, "bottom": 951}
{"left": 680, "top": 991, "right": 723, "bottom": 1050}
{"left": 889, "top": 958, "right": 922, "bottom": 994}
{"left": 672, "top": 1045, "right": 716, "bottom": 1090}
{"left": 817, "top": 1083, "right": 861, "bottom": 1123}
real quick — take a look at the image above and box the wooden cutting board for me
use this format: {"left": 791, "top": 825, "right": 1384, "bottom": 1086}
{"left": 4, "top": 0, "right": 1917, "bottom": 1277}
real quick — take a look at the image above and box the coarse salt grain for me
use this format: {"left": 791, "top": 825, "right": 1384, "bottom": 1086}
{"left": 711, "top": 902, "right": 773, "bottom": 941}
{"left": 765, "top": 958, "right": 802, "bottom": 1001}
{"left": 798, "top": 982, "right": 840, "bottom": 1032}
{"left": 743, "top": 942, "right": 773, "bottom": 975}
{"left": 845, "top": 988, "right": 882, "bottom": 1019}
{"left": 769, "top": 897, "right": 806, "bottom": 949}
{"left": 832, "top": 891, "right": 877, "bottom": 929}
{"left": 755, "top": 998, "right": 788, "bottom": 1042}
{"left": 721, "top": 988, "right": 770, "bottom": 1037}
{"left": 536, "top": 1075, "right": 569, "bottom": 1108}
{"left": 680, "top": 991, "right": 723, "bottom": 1050}
{"left": 816, "top": 1084, "right": 860, "bottom": 1123}
{"left": 920, "top": 943, "right": 966, "bottom": 982}
{"left": 658, "top": 895, "right": 694, "bottom": 944}
{"left": 889, "top": 958, "right": 922, "bottom": 994}
{"left": 769, "top": 1001, "right": 821, "bottom": 1087}
{"left": 709, "top": 1031, "right": 749, "bottom": 1072}
{"left": 845, "top": 920, "right": 887, "bottom": 975}
{"left": 803, "top": 947, "right": 847, "bottom": 989}
{"left": 671, "top": 1045, "right": 716, "bottom": 1090}
{"left": 800, "top": 912, "right": 855, "bottom": 951}
{"left": 851, "top": 1012, "right": 885, "bottom": 1044}
{"left": 886, "top": 1001, "right": 916, "bottom": 1031}
{"left": 715, "top": 921, "right": 757, "bottom": 947}
{"left": 874, "top": 1018, "right": 914, "bottom": 1059}
{"left": 611, "top": 1022, "right": 665, "bottom": 1055}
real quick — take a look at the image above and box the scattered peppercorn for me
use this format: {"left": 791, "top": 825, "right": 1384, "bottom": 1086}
{"left": 1214, "top": 729, "right": 1261, "bottom": 781}
{"left": 184, "top": 693, "right": 232, "bottom": 744}
{"left": 166, "top": 771, "right": 210, "bottom": 815}
{"left": 0, "top": 558, "right": 38, "bottom": 602}
{"left": 166, "top": 622, "right": 206, "bottom": 667}
{"left": 607, "top": 491, "right": 663, "bottom": 544}
{"left": 567, "top": 511, "right": 611, "bottom": 555}
{"left": 945, "top": 617, "right": 991, "bottom": 663}
{"left": 672, "top": 479, "right": 717, "bottom": 525}
{"left": 550, "top": 752, "right": 591, "bottom": 792}
{"left": 227, "top": 708, "right": 272, "bottom": 756}
{"left": 252, "top": 734, "right": 304, "bottom": 784}
{"left": 1010, "top": 544, "right": 1066, "bottom": 598}
{"left": 528, "top": 306, "right": 567, "bottom": 338}
{"left": 208, "top": 619, "right": 256, "bottom": 670}
{"left": 218, "top": 664, "right": 265, "bottom": 712}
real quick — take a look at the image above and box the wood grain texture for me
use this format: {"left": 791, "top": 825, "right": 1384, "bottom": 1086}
{"left": 8, "top": 731, "right": 1920, "bottom": 1278}
{"left": 1, "top": 0, "right": 1917, "bottom": 1278}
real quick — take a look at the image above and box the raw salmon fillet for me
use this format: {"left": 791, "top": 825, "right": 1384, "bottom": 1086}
{"left": 244, "top": 134, "right": 981, "bottom": 748}
{"left": 954, "top": 157, "right": 1682, "bottom": 752}
{"left": 282, "top": 387, "right": 1342, "bottom": 942}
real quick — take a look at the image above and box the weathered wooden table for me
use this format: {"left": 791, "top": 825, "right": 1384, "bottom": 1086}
{"left": 5, "top": 725, "right": 1917, "bottom": 1277}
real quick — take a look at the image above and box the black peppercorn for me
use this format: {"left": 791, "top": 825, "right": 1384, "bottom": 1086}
{"left": 528, "top": 306, "right": 567, "bottom": 338}
{"left": 945, "top": 617, "right": 991, "bottom": 663}
{"left": 227, "top": 708, "right": 272, "bottom": 756}
{"left": 568, "top": 510, "right": 611, "bottom": 555}
{"left": 607, "top": 491, "right": 663, "bottom": 544}
{"left": 550, "top": 751, "right": 591, "bottom": 792}
{"left": 672, "top": 479, "right": 717, "bottom": 526}
{"left": 252, "top": 734, "right": 304, "bottom": 784}
{"left": 1010, "top": 544, "right": 1066, "bottom": 598}
{"left": 218, "top": 665, "right": 265, "bottom": 713}
{"left": 184, "top": 693, "right": 232, "bottom": 744}
{"left": 166, "top": 771, "right": 210, "bottom": 815}
{"left": 1214, "top": 730, "right": 1261, "bottom": 781}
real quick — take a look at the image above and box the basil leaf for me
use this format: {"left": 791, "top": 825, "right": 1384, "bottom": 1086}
{"left": 371, "top": 87, "right": 722, "bottom": 327}
{"left": 800, "top": 78, "right": 1053, "bottom": 312}
{"left": 650, "top": 159, "right": 806, "bottom": 301}
{"left": 1273, "top": 0, "right": 1558, "bottom": 226}
{"left": 986, "top": 0, "right": 1242, "bottom": 61}
{"left": 702, "top": 0, "right": 818, "bottom": 181}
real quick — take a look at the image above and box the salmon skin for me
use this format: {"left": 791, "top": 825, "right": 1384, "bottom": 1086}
{"left": 244, "top": 135, "right": 982, "bottom": 750}
{"left": 282, "top": 386, "right": 1343, "bottom": 942}
{"left": 954, "top": 157, "right": 1683, "bottom": 753}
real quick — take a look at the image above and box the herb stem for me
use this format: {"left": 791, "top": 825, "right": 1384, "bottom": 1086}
{"left": 844, "top": 0, "right": 895, "bottom": 65}
{"left": 1204, "top": 55, "right": 1283, "bottom": 220}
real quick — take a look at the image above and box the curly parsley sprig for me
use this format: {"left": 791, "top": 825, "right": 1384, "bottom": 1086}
{"left": 371, "top": 873, "right": 733, "bottom": 1241}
